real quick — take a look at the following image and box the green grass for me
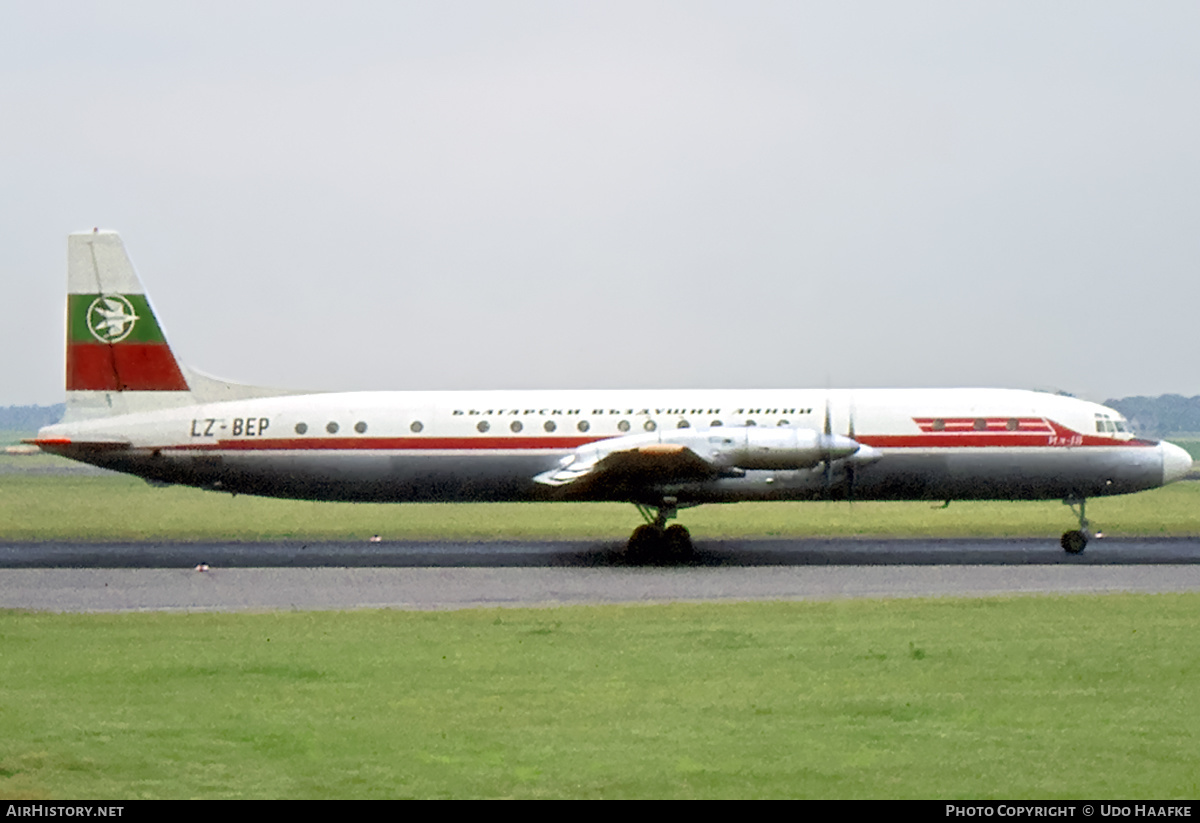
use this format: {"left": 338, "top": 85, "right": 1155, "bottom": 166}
{"left": 3, "top": 437, "right": 1197, "bottom": 799}
{"left": 2, "top": 472, "right": 1199, "bottom": 541}
{"left": 1, "top": 595, "right": 1197, "bottom": 799}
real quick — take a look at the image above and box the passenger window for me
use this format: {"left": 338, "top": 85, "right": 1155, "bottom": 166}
{"left": 544, "top": 420, "right": 556, "bottom": 433}
{"left": 932, "top": 419, "right": 945, "bottom": 431}
{"left": 618, "top": 420, "right": 631, "bottom": 432}
{"left": 355, "top": 421, "right": 367, "bottom": 434}
{"left": 644, "top": 420, "right": 657, "bottom": 432}
{"left": 1006, "top": 418, "right": 1018, "bottom": 431}
{"left": 677, "top": 420, "right": 690, "bottom": 429}
{"left": 410, "top": 421, "right": 424, "bottom": 433}
{"left": 295, "top": 422, "right": 308, "bottom": 435}
{"left": 477, "top": 421, "right": 490, "bottom": 433}
{"left": 578, "top": 421, "right": 590, "bottom": 433}
{"left": 974, "top": 418, "right": 986, "bottom": 431}
{"left": 326, "top": 422, "right": 339, "bottom": 434}
{"left": 510, "top": 421, "right": 523, "bottom": 433}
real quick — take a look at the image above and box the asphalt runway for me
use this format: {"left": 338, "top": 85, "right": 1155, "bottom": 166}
{"left": 2, "top": 537, "right": 1200, "bottom": 612}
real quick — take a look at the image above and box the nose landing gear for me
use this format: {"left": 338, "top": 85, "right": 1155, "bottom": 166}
{"left": 1061, "top": 497, "right": 1092, "bottom": 554}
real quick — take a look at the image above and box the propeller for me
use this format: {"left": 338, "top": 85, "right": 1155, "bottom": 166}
{"left": 845, "top": 396, "right": 857, "bottom": 501}
{"left": 822, "top": 395, "right": 833, "bottom": 492}
{"left": 822, "top": 392, "right": 866, "bottom": 501}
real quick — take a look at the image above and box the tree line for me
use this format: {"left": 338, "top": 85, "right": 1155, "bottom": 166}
{"left": 0, "top": 404, "right": 65, "bottom": 431}
{"left": 1104, "top": 395, "right": 1200, "bottom": 437}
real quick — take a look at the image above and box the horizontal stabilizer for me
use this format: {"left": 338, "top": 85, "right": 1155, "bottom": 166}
{"left": 25, "top": 436, "right": 131, "bottom": 452}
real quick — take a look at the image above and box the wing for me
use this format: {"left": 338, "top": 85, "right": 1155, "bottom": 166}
{"left": 534, "top": 440, "right": 723, "bottom": 499}
{"left": 534, "top": 427, "right": 869, "bottom": 500}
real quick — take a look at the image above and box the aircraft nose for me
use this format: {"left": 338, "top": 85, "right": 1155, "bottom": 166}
{"left": 1160, "top": 441, "right": 1193, "bottom": 485}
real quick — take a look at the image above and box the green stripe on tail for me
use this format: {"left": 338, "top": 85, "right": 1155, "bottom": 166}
{"left": 67, "top": 293, "right": 168, "bottom": 345}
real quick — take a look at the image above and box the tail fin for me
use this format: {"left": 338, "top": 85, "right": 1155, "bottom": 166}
{"left": 64, "top": 230, "right": 300, "bottom": 422}
{"left": 65, "top": 230, "right": 192, "bottom": 420}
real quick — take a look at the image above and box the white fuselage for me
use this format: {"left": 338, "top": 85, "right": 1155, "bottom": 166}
{"left": 38, "top": 387, "right": 1190, "bottom": 506}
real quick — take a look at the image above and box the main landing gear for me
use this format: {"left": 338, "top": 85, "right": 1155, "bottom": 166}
{"left": 1061, "top": 496, "right": 1092, "bottom": 554}
{"left": 626, "top": 497, "right": 693, "bottom": 560}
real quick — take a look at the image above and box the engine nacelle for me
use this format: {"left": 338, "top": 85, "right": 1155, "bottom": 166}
{"left": 684, "top": 427, "right": 862, "bottom": 470}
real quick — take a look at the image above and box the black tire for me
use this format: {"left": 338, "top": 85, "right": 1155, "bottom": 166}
{"left": 663, "top": 524, "right": 694, "bottom": 557}
{"left": 1061, "top": 530, "right": 1088, "bottom": 554}
{"left": 627, "top": 524, "right": 662, "bottom": 560}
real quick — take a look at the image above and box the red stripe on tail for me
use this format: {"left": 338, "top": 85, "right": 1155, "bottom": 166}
{"left": 67, "top": 342, "right": 189, "bottom": 391}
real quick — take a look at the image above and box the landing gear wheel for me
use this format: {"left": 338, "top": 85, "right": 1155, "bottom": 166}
{"left": 627, "top": 498, "right": 692, "bottom": 562}
{"left": 663, "top": 524, "right": 693, "bottom": 557}
{"left": 1061, "top": 530, "right": 1088, "bottom": 554}
{"left": 627, "top": 524, "right": 663, "bottom": 560}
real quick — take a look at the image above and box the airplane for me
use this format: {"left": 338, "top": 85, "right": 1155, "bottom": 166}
{"left": 29, "top": 230, "right": 1193, "bottom": 557}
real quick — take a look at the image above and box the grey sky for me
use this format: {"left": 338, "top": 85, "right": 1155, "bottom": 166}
{"left": 4, "top": 1, "right": 1198, "bottom": 405}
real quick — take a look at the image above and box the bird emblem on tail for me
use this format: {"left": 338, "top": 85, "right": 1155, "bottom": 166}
{"left": 86, "top": 295, "right": 140, "bottom": 343}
